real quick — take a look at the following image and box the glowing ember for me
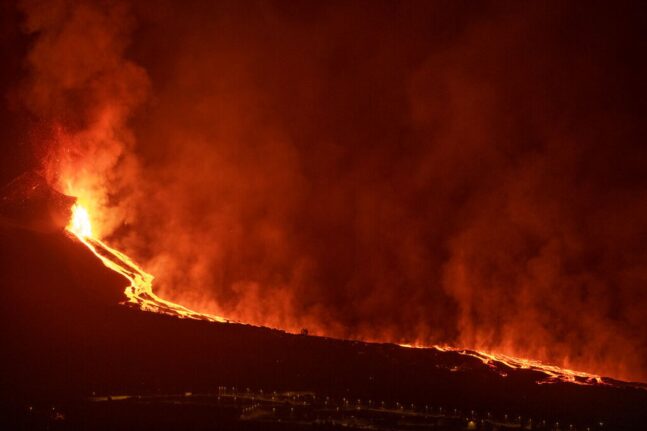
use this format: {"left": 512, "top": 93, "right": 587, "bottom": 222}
{"left": 66, "top": 203, "right": 227, "bottom": 323}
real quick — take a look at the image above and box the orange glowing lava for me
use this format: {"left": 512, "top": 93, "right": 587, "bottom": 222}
{"left": 398, "top": 343, "right": 608, "bottom": 386}
{"left": 67, "top": 203, "right": 227, "bottom": 323}
{"left": 66, "top": 203, "right": 631, "bottom": 389}
{"left": 68, "top": 204, "right": 93, "bottom": 238}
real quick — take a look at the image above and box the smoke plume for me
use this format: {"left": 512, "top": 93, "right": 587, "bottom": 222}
{"left": 16, "top": 0, "right": 647, "bottom": 382}
{"left": 18, "top": 0, "right": 149, "bottom": 237}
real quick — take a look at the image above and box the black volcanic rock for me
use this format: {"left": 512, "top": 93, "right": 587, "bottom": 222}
{"left": 0, "top": 171, "right": 74, "bottom": 232}
{"left": 0, "top": 225, "right": 646, "bottom": 430}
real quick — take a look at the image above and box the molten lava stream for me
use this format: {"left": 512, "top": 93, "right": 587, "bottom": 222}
{"left": 67, "top": 203, "right": 227, "bottom": 323}
{"left": 422, "top": 344, "right": 606, "bottom": 386}
{"left": 67, "top": 203, "right": 620, "bottom": 388}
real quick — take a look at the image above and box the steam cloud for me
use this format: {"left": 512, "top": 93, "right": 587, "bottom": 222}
{"left": 16, "top": 0, "right": 647, "bottom": 382}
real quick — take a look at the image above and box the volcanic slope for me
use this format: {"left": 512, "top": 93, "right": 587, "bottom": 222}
{"left": 1, "top": 222, "right": 646, "bottom": 430}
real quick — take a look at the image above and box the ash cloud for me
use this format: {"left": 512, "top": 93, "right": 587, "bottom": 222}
{"left": 18, "top": 0, "right": 149, "bottom": 237}
{"left": 16, "top": 0, "right": 647, "bottom": 381}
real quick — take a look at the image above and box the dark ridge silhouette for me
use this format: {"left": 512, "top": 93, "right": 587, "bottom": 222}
{"left": 0, "top": 172, "right": 74, "bottom": 233}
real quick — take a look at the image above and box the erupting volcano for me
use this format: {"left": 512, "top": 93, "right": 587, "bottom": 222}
{"left": 2, "top": 0, "right": 647, "bottom": 429}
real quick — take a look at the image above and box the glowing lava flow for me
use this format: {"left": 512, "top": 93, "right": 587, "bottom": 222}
{"left": 399, "top": 343, "right": 610, "bottom": 386}
{"left": 67, "top": 203, "right": 228, "bottom": 323}
{"left": 455, "top": 348, "right": 605, "bottom": 385}
{"left": 66, "top": 203, "right": 627, "bottom": 388}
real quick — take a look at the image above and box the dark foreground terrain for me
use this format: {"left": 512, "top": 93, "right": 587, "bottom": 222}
{"left": 14, "top": 390, "right": 579, "bottom": 431}
{"left": 1, "top": 212, "right": 646, "bottom": 430}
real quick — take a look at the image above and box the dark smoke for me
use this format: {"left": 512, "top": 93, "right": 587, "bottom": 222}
{"left": 13, "top": 0, "right": 647, "bottom": 381}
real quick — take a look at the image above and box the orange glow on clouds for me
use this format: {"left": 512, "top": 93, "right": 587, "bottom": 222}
{"left": 18, "top": 0, "right": 647, "bottom": 384}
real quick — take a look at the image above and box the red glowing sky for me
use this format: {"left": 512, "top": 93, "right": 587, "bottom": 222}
{"left": 1, "top": 0, "right": 646, "bottom": 382}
